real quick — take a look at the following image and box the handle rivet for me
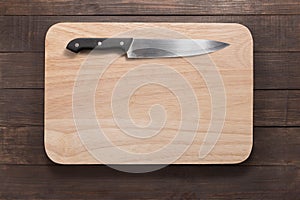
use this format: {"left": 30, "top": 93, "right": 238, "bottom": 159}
{"left": 120, "top": 41, "right": 124, "bottom": 46}
{"left": 74, "top": 43, "right": 79, "bottom": 48}
{"left": 98, "top": 41, "right": 102, "bottom": 46}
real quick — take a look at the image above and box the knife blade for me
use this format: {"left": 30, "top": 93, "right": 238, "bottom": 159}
{"left": 66, "top": 38, "right": 229, "bottom": 58}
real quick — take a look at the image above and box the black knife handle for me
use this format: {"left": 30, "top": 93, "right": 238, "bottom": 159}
{"left": 66, "top": 38, "right": 133, "bottom": 53}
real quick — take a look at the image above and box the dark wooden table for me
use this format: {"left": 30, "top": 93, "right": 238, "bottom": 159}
{"left": 0, "top": 1, "right": 299, "bottom": 199}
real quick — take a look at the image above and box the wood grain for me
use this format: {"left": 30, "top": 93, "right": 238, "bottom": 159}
{"left": 0, "top": 165, "right": 299, "bottom": 199}
{"left": 1, "top": 52, "right": 300, "bottom": 89}
{"left": 0, "top": 15, "right": 299, "bottom": 52}
{"left": 1, "top": 0, "right": 299, "bottom": 15}
{"left": 0, "top": 126, "right": 51, "bottom": 165}
{"left": 0, "top": 0, "right": 299, "bottom": 198}
{"left": 254, "top": 52, "right": 300, "bottom": 89}
{"left": 254, "top": 91, "right": 300, "bottom": 126}
{"left": 1, "top": 126, "right": 299, "bottom": 166}
{"left": 287, "top": 91, "right": 300, "bottom": 126}
{"left": 44, "top": 22, "right": 253, "bottom": 164}
{"left": 247, "top": 127, "right": 300, "bottom": 166}
{"left": 2, "top": 89, "right": 299, "bottom": 127}
{"left": 0, "top": 89, "right": 44, "bottom": 126}
{"left": 0, "top": 53, "right": 44, "bottom": 89}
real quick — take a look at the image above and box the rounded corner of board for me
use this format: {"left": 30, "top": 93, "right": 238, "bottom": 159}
{"left": 233, "top": 23, "right": 253, "bottom": 44}
{"left": 232, "top": 143, "right": 253, "bottom": 164}
{"left": 45, "top": 22, "right": 73, "bottom": 42}
{"left": 44, "top": 140, "right": 66, "bottom": 165}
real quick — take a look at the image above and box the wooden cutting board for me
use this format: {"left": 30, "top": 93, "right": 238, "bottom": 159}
{"left": 45, "top": 23, "right": 253, "bottom": 164}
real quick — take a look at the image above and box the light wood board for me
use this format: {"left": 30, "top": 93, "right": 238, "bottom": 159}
{"left": 45, "top": 23, "right": 253, "bottom": 164}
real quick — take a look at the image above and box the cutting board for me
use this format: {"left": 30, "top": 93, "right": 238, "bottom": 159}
{"left": 45, "top": 23, "right": 253, "bottom": 164}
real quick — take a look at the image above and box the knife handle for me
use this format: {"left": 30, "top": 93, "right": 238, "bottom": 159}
{"left": 66, "top": 38, "right": 133, "bottom": 53}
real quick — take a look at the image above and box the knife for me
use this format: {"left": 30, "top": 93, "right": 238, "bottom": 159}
{"left": 66, "top": 38, "right": 229, "bottom": 58}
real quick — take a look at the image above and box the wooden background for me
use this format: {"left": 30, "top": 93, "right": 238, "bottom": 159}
{"left": 0, "top": 1, "right": 299, "bottom": 199}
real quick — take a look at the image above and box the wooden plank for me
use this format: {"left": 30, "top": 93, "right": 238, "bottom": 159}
{"left": 1, "top": 1, "right": 298, "bottom": 199}
{"left": 0, "top": 0, "right": 300, "bottom": 15}
{"left": 0, "top": 53, "right": 44, "bottom": 88}
{"left": 1, "top": 52, "right": 300, "bottom": 89}
{"left": 0, "top": 16, "right": 299, "bottom": 52}
{"left": 245, "top": 127, "right": 300, "bottom": 166}
{"left": 254, "top": 90, "right": 300, "bottom": 126}
{"left": 254, "top": 90, "right": 288, "bottom": 126}
{"left": 0, "top": 165, "right": 298, "bottom": 199}
{"left": 1, "top": 89, "right": 299, "bottom": 127}
{"left": 0, "top": 126, "right": 51, "bottom": 165}
{"left": 0, "top": 89, "right": 43, "bottom": 126}
{"left": 287, "top": 91, "right": 300, "bottom": 126}
{"left": 1, "top": 126, "right": 299, "bottom": 166}
{"left": 255, "top": 52, "right": 300, "bottom": 89}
